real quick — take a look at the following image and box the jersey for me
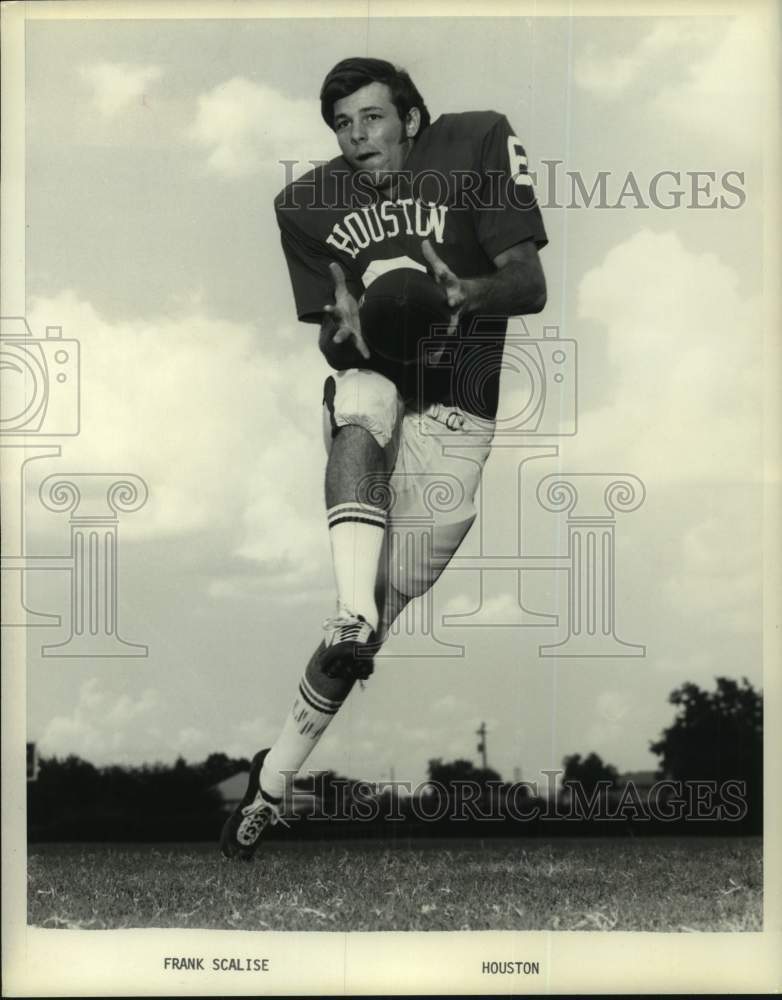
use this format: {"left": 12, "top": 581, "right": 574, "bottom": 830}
{"left": 274, "top": 110, "right": 548, "bottom": 419}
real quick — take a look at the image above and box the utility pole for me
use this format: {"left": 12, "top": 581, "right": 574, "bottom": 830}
{"left": 476, "top": 722, "right": 487, "bottom": 770}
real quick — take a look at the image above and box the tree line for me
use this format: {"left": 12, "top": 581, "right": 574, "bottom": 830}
{"left": 28, "top": 676, "right": 762, "bottom": 841}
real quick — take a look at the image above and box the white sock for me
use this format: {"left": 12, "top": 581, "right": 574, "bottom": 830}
{"left": 327, "top": 502, "right": 387, "bottom": 629}
{"left": 260, "top": 675, "right": 345, "bottom": 800}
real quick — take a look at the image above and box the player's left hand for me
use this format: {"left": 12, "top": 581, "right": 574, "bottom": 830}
{"left": 422, "top": 239, "right": 466, "bottom": 332}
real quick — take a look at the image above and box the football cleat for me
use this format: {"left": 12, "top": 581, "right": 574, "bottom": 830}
{"left": 320, "top": 610, "right": 378, "bottom": 681}
{"left": 219, "top": 749, "right": 288, "bottom": 861}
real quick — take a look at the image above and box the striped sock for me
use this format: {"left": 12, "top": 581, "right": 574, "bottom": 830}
{"left": 259, "top": 674, "right": 345, "bottom": 800}
{"left": 327, "top": 502, "right": 387, "bottom": 630}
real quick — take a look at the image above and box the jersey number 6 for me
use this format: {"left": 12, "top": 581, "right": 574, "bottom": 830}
{"left": 507, "top": 136, "right": 533, "bottom": 187}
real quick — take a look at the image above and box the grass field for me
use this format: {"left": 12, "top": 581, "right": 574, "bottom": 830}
{"left": 28, "top": 836, "right": 762, "bottom": 932}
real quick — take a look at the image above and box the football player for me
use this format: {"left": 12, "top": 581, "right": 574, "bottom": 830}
{"left": 220, "top": 57, "right": 547, "bottom": 859}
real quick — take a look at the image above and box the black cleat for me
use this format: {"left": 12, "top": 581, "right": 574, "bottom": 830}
{"left": 320, "top": 611, "right": 378, "bottom": 681}
{"left": 219, "top": 749, "right": 287, "bottom": 861}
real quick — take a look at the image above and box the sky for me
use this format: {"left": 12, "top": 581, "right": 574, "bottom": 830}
{"left": 15, "top": 10, "right": 771, "bottom": 787}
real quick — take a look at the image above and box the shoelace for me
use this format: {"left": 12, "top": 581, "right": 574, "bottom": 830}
{"left": 240, "top": 795, "right": 289, "bottom": 838}
{"left": 322, "top": 616, "right": 370, "bottom": 643}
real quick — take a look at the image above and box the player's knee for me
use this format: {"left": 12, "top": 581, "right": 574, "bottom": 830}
{"left": 385, "top": 516, "right": 478, "bottom": 599}
{"left": 384, "top": 544, "right": 435, "bottom": 600}
{"left": 388, "top": 562, "right": 433, "bottom": 599}
{"left": 323, "top": 369, "right": 402, "bottom": 450}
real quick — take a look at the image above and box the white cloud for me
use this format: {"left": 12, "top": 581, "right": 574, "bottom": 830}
{"left": 571, "top": 230, "right": 763, "bottom": 647}
{"left": 651, "top": 19, "right": 765, "bottom": 150}
{"left": 653, "top": 649, "right": 712, "bottom": 675}
{"left": 38, "top": 678, "right": 278, "bottom": 765}
{"left": 207, "top": 576, "right": 332, "bottom": 603}
{"left": 575, "top": 22, "right": 694, "bottom": 99}
{"left": 221, "top": 716, "right": 276, "bottom": 760}
{"left": 596, "top": 690, "right": 632, "bottom": 724}
{"left": 586, "top": 689, "right": 635, "bottom": 746}
{"left": 79, "top": 61, "right": 163, "bottom": 119}
{"left": 440, "top": 593, "right": 473, "bottom": 615}
{"left": 440, "top": 592, "right": 522, "bottom": 622}
{"left": 235, "top": 437, "right": 330, "bottom": 571}
{"left": 664, "top": 509, "right": 761, "bottom": 633}
{"left": 438, "top": 589, "right": 536, "bottom": 634}
{"left": 104, "top": 688, "right": 160, "bottom": 728}
{"left": 433, "top": 693, "right": 458, "bottom": 713}
{"left": 575, "top": 18, "right": 764, "bottom": 151}
{"left": 188, "top": 77, "right": 333, "bottom": 179}
{"left": 24, "top": 291, "right": 330, "bottom": 577}
{"left": 40, "top": 678, "right": 160, "bottom": 761}
{"left": 573, "top": 228, "right": 762, "bottom": 485}
{"left": 177, "top": 726, "right": 208, "bottom": 752}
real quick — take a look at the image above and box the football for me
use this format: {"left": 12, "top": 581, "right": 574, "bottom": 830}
{"left": 359, "top": 268, "right": 451, "bottom": 371}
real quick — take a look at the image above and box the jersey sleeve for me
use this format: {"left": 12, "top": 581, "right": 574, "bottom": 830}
{"left": 275, "top": 204, "right": 362, "bottom": 324}
{"left": 474, "top": 114, "right": 548, "bottom": 261}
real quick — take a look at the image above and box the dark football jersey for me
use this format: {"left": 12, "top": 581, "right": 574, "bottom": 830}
{"left": 274, "top": 110, "right": 548, "bottom": 418}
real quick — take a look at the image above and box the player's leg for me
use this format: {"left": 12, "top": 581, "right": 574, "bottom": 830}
{"left": 324, "top": 424, "right": 387, "bottom": 630}
{"left": 250, "top": 405, "right": 492, "bottom": 842}
{"left": 257, "top": 461, "right": 482, "bottom": 818}
{"left": 225, "top": 408, "right": 488, "bottom": 857}
{"left": 258, "top": 639, "right": 355, "bottom": 797}
{"left": 321, "top": 370, "right": 404, "bottom": 674}
{"left": 255, "top": 555, "right": 405, "bottom": 820}
{"left": 373, "top": 406, "right": 496, "bottom": 639}
{"left": 220, "top": 637, "right": 359, "bottom": 860}
{"left": 220, "top": 372, "right": 404, "bottom": 859}
{"left": 232, "top": 547, "right": 411, "bottom": 842}
{"left": 267, "top": 371, "right": 405, "bottom": 775}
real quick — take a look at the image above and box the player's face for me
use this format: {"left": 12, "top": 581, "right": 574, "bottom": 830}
{"left": 333, "top": 82, "right": 415, "bottom": 186}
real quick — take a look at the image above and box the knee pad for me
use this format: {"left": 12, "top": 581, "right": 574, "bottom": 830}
{"left": 323, "top": 369, "right": 403, "bottom": 450}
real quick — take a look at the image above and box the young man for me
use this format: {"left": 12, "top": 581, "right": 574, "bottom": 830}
{"left": 220, "top": 57, "right": 547, "bottom": 859}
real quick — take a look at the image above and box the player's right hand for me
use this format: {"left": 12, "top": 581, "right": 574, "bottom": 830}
{"left": 323, "top": 263, "right": 370, "bottom": 361}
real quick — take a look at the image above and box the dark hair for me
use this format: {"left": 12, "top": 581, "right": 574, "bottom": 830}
{"left": 320, "top": 58, "right": 431, "bottom": 135}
